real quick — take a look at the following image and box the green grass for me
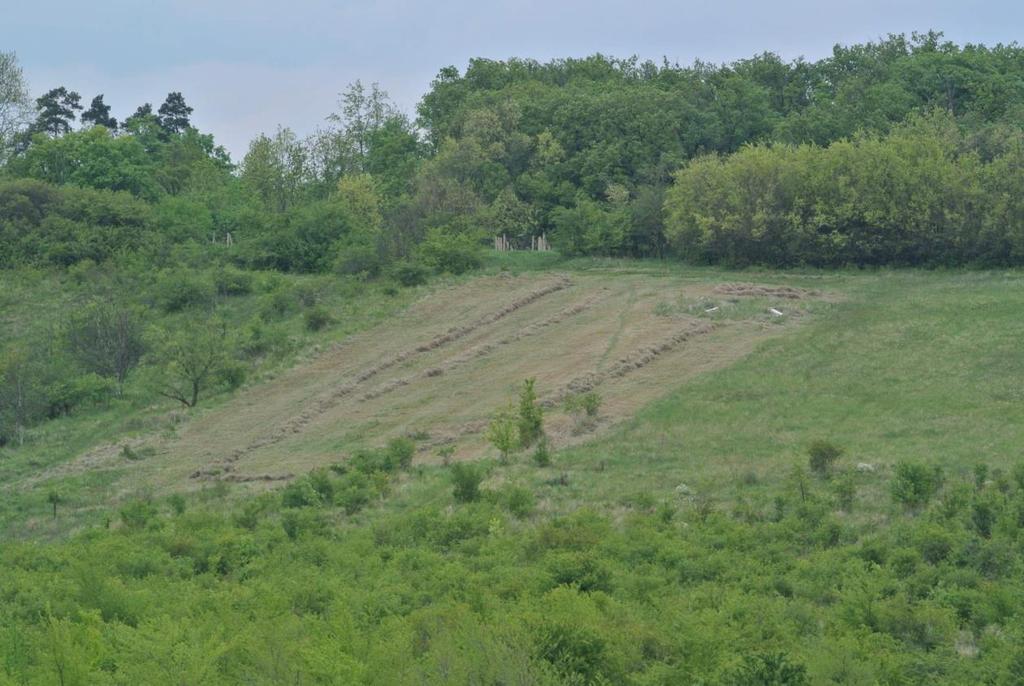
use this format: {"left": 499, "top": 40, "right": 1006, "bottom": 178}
{"left": 3, "top": 261, "right": 1024, "bottom": 684}
{"left": 521, "top": 269, "right": 1024, "bottom": 518}
{"left": 5, "top": 261, "right": 1024, "bottom": 536}
{"left": 0, "top": 266, "right": 428, "bottom": 537}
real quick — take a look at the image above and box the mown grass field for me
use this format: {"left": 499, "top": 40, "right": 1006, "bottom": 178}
{"left": 4, "top": 258, "right": 1022, "bottom": 536}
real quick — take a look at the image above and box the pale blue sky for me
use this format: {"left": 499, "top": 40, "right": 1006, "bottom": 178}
{"left": 3, "top": 1, "right": 1021, "bottom": 158}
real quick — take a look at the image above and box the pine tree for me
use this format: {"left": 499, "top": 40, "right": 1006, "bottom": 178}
{"left": 80, "top": 94, "right": 117, "bottom": 129}
{"left": 32, "top": 86, "right": 82, "bottom": 136}
{"left": 157, "top": 91, "right": 193, "bottom": 134}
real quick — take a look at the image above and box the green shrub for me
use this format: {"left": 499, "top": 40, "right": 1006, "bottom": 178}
{"left": 281, "top": 509, "right": 327, "bottom": 540}
{"left": 726, "top": 652, "right": 810, "bottom": 686}
{"left": 259, "top": 288, "right": 297, "bottom": 321}
{"left": 119, "top": 499, "right": 158, "bottom": 530}
{"left": 304, "top": 306, "right": 333, "bottom": 332}
{"left": 565, "top": 391, "right": 601, "bottom": 433}
{"left": 532, "top": 435, "right": 552, "bottom": 467}
{"left": 153, "top": 270, "right": 214, "bottom": 312}
{"left": 294, "top": 282, "right": 322, "bottom": 307}
{"left": 306, "top": 469, "right": 335, "bottom": 503}
{"left": 832, "top": 471, "right": 857, "bottom": 512}
{"left": 972, "top": 496, "right": 997, "bottom": 538}
{"left": 167, "top": 494, "right": 187, "bottom": 516}
{"left": 392, "top": 261, "right": 429, "bottom": 287}
{"left": 213, "top": 267, "right": 254, "bottom": 296}
{"left": 501, "top": 485, "right": 536, "bottom": 519}
{"left": 517, "top": 378, "right": 544, "bottom": 448}
{"left": 44, "top": 373, "right": 117, "bottom": 416}
{"left": 385, "top": 437, "right": 416, "bottom": 470}
{"left": 915, "top": 525, "right": 955, "bottom": 564}
{"left": 217, "top": 360, "right": 248, "bottom": 391}
{"left": 450, "top": 463, "right": 484, "bottom": 503}
{"left": 281, "top": 479, "right": 323, "bottom": 508}
{"left": 486, "top": 404, "right": 519, "bottom": 463}
{"left": 891, "top": 462, "right": 944, "bottom": 510}
{"left": 808, "top": 439, "right": 843, "bottom": 476}
{"left": 417, "top": 227, "right": 483, "bottom": 275}
{"left": 335, "top": 471, "right": 373, "bottom": 514}
{"left": 546, "top": 551, "right": 612, "bottom": 592}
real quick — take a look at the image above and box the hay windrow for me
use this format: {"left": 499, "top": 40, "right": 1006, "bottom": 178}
{"left": 713, "top": 283, "right": 811, "bottom": 299}
{"left": 417, "top": 319, "right": 715, "bottom": 454}
{"left": 541, "top": 320, "right": 715, "bottom": 406}
{"left": 363, "top": 292, "right": 605, "bottom": 401}
{"left": 192, "top": 276, "right": 572, "bottom": 480}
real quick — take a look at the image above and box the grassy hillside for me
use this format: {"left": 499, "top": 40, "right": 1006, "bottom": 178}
{"left": 2, "top": 259, "right": 1024, "bottom": 684}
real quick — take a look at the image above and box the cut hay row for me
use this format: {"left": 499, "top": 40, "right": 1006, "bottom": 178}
{"left": 416, "top": 319, "right": 716, "bottom": 453}
{"left": 541, "top": 319, "right": 716, "bottom": 406}
{"left": 190, "top": 276, "right": 572, "bottom": 480}
{"left": 713, "top": 283, "right": 810, "bottom": 299}
{"left": 360, "top": 292, "right": 607, "bottom": 402}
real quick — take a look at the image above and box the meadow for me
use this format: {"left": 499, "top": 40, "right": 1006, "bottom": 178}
{"left": 2, "top": 258, "right": 1023, "bottom": 684}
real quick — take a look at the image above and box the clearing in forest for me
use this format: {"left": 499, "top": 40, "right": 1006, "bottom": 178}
{"left": 114, "top": 270, "right": 827, "bottom": 491}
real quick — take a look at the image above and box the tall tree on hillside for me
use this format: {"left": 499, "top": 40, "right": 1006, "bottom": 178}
{"left": 240, "top": 127, "right": 308, "bottom": 211}
{"left": 157, "top": 92, "right": 193, "bottom": 135}
{"left": 65, "top": 302, "right": 146, "bottom": 394}
{"left": 123, "top": 103, "right": 154, "bottom": 129}
{"left": 121, "top": 102, "right": 167, "bottom": 154}
{"left": 0, "top": 51, "right": 32, "bottom": 163}
{"left": 313, "top": 81, "right": 402, "bottom": 179}
{"left": 32, "top": 86, "right": 82, "bottom": 136}
{"left": 80, "top": 94, "right": 118, "bottom": 129}
{"left": 151, "top": 320, "right": 233, "bottom": 408}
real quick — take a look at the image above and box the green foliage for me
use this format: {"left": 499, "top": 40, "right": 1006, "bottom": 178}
{"left": 152, "top": 269, "right": 214, "bottom": 312}
{"left": 665, "top": 113, "right": 1024, "bottom": 267}
{"left": 807, "top": 439, "right": 844, "bottom": 476}
{"left": 118, "top": 498, "right": 157, "bottom": 530}
{"left": 500, "top": 484, "right": 536, "bottom": 519}
{"left": 386, "top": 437, "right": 416, "bottom": 470}
{"left": 64, "top": 301, "right": 146, "bottom": 389}
{"left": 891, "top": 462, "right": 944, "bottom": 510}
{"left": 392, "top": 260, "right": 429, "bottom": 287}
{"left": 831, "top": 471, "right": 857, "bottom": 512}
{"left": 149, "top": 319, "right": 235, "bottom": 408}
{"left": 486, "top": 402, "right": 519, "bottom": 462}
{"left": 212, "top": 266, "right": 254, "bottom": 297}
{"left": 727, "top": 652, "right": 810, "bottom": 686}
{"left": 532, "top": 435, "right": 552, "bottom": 467}
{"left": 450, "top": 462, "right": 484, "bottom": 503}
{"left": 0, "top": 179, "right": 151, "bottom": 267}
{"left": 565, "top": 391, "right": 601, "bottom": 433}
{"left": 516, "top": 378, "right": 543, "bottom": 448}
{"left": 303, "top": 306, "right": 332, "bottom": 332}
{"left": 417, "top": 227, "right": 483, "bottom": 274}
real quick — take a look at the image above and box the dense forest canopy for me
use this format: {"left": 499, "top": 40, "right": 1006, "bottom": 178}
{"left": 2, "top": 31, "right": 1024, "bottom": 273}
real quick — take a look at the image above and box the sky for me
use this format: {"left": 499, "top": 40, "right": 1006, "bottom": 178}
{"left": 3, "top": 0, "right": 1022, "bottom": 159}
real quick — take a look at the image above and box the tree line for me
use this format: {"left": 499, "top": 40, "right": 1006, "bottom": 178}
{"left": 5, "top": 31, "right": 1024, "bottom": 272}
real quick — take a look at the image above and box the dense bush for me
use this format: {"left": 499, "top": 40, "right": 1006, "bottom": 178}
{"left": 891, "top": 461, "right": 944, "bottom": 509}
{"left": 0, "top": 179, "right": 152, "bottom": 267}
{"left": 665, "top": 114, "right": 1024, "bottom": 267}
{"left": 2, "top": 460, "right": 1023, "bottom": 683}
{"left": 450, "top": 462, "right": 485, "bottom": 502}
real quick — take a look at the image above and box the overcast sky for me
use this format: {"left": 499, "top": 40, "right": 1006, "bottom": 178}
{"left": 3, "top": 1, "right": 1021, "bottom": 159}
